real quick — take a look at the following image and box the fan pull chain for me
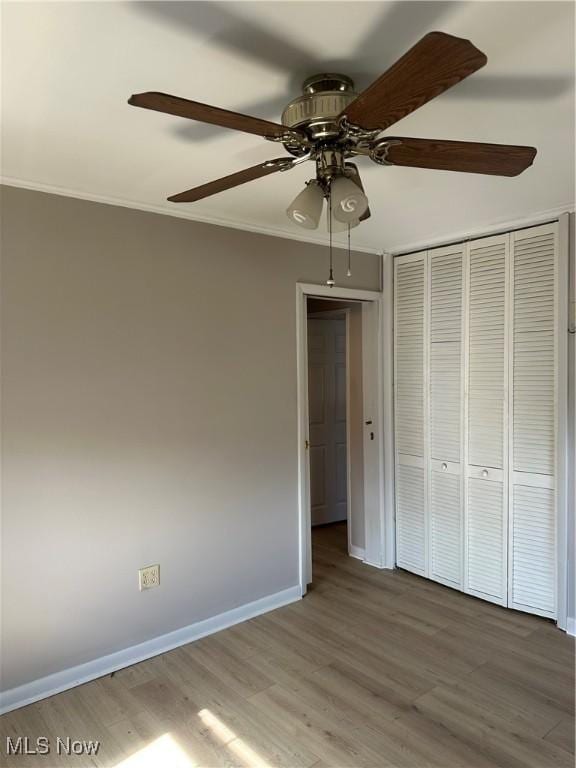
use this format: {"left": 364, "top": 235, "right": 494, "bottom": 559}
{"left": 327, "top": 187, "right": 335, "bottom": 287}
{"left": 347, "top": 223, "right": 352, "bottom": 277}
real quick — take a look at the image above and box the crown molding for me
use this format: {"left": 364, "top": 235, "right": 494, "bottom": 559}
{"left": 388, "top": 203, "right": 575, "bottom": 255}
{"left": 0, "top": 176, "right": 381, "bottom": 255}
{"left": 3, "top": 177, "right": 572, "bottom": 259}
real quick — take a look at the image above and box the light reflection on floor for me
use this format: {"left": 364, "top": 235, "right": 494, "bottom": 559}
{"left": 113, "top": 709, "right": 271, "bottom": 768}
{"left": 198, "top": 709, "right": 271, "bottom": 768}
{"left": 113, "top": 733, "right": 196, "bottom": 767}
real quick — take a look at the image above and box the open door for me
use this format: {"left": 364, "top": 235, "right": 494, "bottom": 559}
{"left": 296, "top": 282, "right": 391, "bottom": 594}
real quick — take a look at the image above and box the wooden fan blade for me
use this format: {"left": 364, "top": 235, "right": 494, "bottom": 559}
{"left": 129, "top": 92, "right": 292, "bottom": 139}
{"left": 167, "top": 158, "right": 295, "bottom": 203}
{"left": 384, "top": 137, "right": 537, "bottom": 176}
{"left": 342, "top": 32, "right": 487, "bottom": 130}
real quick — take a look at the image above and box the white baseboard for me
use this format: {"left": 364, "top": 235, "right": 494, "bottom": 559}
{"left": 349, "top": 545, "right": 366, "bottom": 561}
{"left": 0, "top": 585, "right": 301, "bottom": 715}
{"left": 567, "top": 617, "right": 576, "bottom": 637}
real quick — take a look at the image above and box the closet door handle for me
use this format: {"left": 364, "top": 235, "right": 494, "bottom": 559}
{"left": 482, "top": 469, "right": 489, "bottom": 478}
{"left": 441, "top": 463, "right": 448, "bottom": 471}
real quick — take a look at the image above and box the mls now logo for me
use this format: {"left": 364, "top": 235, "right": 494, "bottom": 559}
{"left": 6, "top": 736, "right": 100, "bottom": 756}
{"left": 6, "top": 738, "right": 50, "bottom": 756}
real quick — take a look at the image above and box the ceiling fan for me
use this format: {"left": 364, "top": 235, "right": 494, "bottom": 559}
{"left": 128, "top": 31, "right": 536, "bottom": 237}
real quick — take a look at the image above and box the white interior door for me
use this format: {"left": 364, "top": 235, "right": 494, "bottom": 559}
{"left": 429, "top": 245, "right": 464, "bottom": 589}
{"left": 393, "top": 222, "right": 564, "bottom": 621}
{"left": 394, "top": 253, "right": 427, "bottom": 576}
{"left": 307, "top": 315, "right": 347, "bottom": 526}
{"left": 465, "top": 233, "right": 509, "bottom": 606}
{"left": 509, "top": 222, "right": 558, "bottom": 618}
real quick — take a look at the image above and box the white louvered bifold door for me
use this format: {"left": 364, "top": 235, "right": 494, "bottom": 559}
{"left": 394, "top": 253, "right": 427, "bottom": 576}
{"left": 509, "top": 222, "right": 558, "bottom": 618}
{"left": 393, "top": 222, "right": 562, "bottom": 620}
{"left": 465, "top": 234, "right": 509, "bottom": 606}
{"left": 428, "top": 246, "right": 464, "bottom": 588}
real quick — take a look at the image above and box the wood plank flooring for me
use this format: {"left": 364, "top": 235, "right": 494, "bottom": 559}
{"left": 1, "top": 522, "right": 574, "bottom": 767}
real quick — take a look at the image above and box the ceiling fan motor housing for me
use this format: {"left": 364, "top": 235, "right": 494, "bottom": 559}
{"left": 282, "top": 74, "right": 357, "bottom": 143}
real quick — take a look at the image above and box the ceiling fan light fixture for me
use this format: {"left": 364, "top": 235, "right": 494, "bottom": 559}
{"left": 286, "top": 180, "right": 324, "bottom": 229}
{"left": 331, "top": 175, "right": 369, "bottom": 223}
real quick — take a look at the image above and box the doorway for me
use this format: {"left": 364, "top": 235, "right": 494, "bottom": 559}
{"left": 307, "top": 300, "right": 363, "bottom": 566}
{"left": 296, "top": 280, "right": 395, "bottom": 594}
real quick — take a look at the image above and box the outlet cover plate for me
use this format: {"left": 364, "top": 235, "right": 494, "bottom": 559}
{"left": 139, "top": 564, "right": 160, "bottom": 591}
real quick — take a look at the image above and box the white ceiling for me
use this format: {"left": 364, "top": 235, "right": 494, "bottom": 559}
{"left": 2, "top": 1, "right": 574, "bottom": 253}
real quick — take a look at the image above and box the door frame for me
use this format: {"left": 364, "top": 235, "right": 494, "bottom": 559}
{"left": 556, "top": 212, "right": 570, "bottom": 632}
{"left": 296, "top": 275, "right": 395, "bottom": 595}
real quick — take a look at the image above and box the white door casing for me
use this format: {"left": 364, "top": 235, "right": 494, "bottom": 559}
{"left": 361, "top": 298, "right": 387, "bottom": 569}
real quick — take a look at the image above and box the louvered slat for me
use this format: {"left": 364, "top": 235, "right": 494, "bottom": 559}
{"left": 467, "top": 477, "right": 506, "bottom": 603}
{"left": 430, "top": 249, "right": 462, "bottom": 461}
{"left": 511, "top": 485, "right": 555, "bottom": 614}
{"left": 509, "top": 223, "right": 557, "bottom": 618}
{"left": 396, "top": 464, "right": 426, "bottom": 575}
{"left": 430, "top": 343, "right": 461, "bottom": 459}
{"left": 468, "top": 237, "right": 507, "bottom": 468}
{"left": 428, "top": 247, "right": 463, "bottom": 588}
{"left": 431, "top": 471, "right": 461, "bottom": 586}
{"left": 464, "top": 234, "right": 508, "bottom": 604}
{"left": 512, "top": 229, "right": 556, "bottom": 474}
{"left": 395, "top": 259, "right": 425, "bottom": 456}
{"left": 395, "top": 254, "right": 426, "bottom": 576}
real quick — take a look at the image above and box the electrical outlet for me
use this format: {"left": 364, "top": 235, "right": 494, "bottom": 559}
{"left": 139, "top": 564, "right": 160, "bottom": 591}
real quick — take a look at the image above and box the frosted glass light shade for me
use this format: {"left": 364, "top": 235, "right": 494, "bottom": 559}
{"left": 286, "top": 181, "right": 324, "bottom": 229}
{"left": 331, "top": 175, "right": 369, "bottom": 223}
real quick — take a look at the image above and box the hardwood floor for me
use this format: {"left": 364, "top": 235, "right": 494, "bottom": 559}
{"left": 1, "top": 522, "right": 574, "bottom": 767}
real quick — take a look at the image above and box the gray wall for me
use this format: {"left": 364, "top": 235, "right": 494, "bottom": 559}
{"left": 0, "top": 185, "right": 381, "bottom": 692}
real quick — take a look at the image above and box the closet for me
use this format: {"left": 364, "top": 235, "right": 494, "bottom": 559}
{"left": 394, "top": 221, "right": 561, "bottom": 619}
